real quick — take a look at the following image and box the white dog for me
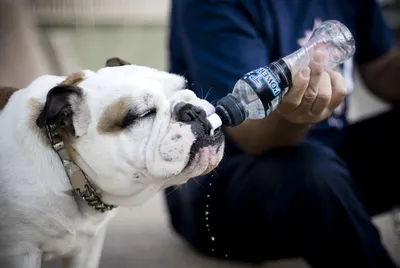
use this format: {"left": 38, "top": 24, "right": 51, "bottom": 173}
{"left": 0, "top": 57, "right": 224, "bottom": 268}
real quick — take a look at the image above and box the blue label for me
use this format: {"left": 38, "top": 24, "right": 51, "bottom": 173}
{"left": 244, "top": 67, "right": 281, "bottom": 97}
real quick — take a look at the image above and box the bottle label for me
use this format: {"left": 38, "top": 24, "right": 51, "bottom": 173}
{"left": 243, "top": 67, "right": 282, "bottom": 97}
{"left": 242, "top": 66, "right": 283, "bottom": 115}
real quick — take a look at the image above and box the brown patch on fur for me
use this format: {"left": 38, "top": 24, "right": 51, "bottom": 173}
{"left": 0, "top": 87, "right": 20, "bottom": 110}
{"left": 97, "top": 96, "right": 131, "bottom": 135}
{"left": 59, "top": 72, "right": 85, "bottom": 87}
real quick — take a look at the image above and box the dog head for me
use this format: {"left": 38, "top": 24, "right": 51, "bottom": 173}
{"left": 35, "top": 58, "right": 224, "bottom": 206}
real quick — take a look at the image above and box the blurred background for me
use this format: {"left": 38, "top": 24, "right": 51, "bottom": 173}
{"left": 1, "top": 0, "right": 399, "bottom": 120}
{"left": 0, "top": 0, "right": 170, "bottom": 87}
{"left": 0, "top": 0, "right": 399, "bottom": 267}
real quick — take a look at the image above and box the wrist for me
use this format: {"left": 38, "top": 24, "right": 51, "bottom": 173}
{"left": 264, "top": 111, "right": 312, "bottom": 147}
{"left": 274, "top": 110, "right": 313, "bottom": 130}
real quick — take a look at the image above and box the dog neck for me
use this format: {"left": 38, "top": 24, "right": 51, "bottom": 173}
{"left": 45, "top": 123, "right": 118, "bottom": 213}
{"left": 42, "top": 71, "right": 118, "bottom": 213}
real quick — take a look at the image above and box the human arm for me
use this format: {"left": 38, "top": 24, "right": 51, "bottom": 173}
{"left": 180, "top": 0, "right": 346, "bottom": 155}
{"left": 355, "top": 0, "right": 400, "bottom": 102}
{"left": 359, "top": 50, "right": 400, "bottom": 103}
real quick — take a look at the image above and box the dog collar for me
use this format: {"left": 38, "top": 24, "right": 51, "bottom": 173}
{"left": 46, "top": 124, "right": 117, "bottom": 213}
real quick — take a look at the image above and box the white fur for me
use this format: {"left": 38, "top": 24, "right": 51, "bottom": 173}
{"left": 0, "top": 64, "right": 224, "bottom": 268}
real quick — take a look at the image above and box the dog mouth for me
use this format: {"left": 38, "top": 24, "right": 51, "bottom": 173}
{"left": 183, "top": 146, "right": 214, "bottom": 174}
{"left": 183, "top": 125, "right": 224, "bottom": 173}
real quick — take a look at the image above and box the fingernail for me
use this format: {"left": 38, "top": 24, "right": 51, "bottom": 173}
{"left": 301, "top": 68, "right": 310, "bottom": 78}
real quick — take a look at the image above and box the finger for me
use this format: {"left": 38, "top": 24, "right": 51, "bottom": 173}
{"left": 301, "top": 51, "right": 326, "bottom": 107}
{"left": 279, "top": 67, "right": 310, "bottom": 113}
{"left": 311, "top": 72, "right": 332, "bottom": 115}
{"left": 327, "top": 70, "right": 347, "bottom": 111}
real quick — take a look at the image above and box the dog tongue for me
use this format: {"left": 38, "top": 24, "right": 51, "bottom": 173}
{"left": 206, "top": 113, "right": 222, "bottom": 136}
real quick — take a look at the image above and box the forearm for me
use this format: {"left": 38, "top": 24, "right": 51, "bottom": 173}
{"left": 226, "top": 111, "right": 311, "bottom": 156}
{"left": 359, "top": 49, "right": 400, "bottom": 102}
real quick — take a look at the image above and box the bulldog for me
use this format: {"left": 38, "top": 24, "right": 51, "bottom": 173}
{"left": 0, "top": 57, "right": 224, "bottom": 268}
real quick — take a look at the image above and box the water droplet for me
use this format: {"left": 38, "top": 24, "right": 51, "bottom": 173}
{"left": 210, "top": 237, "right": 215, "bottom": 241}
{"left": 206, "top": 224, "right": 209, "bottom": 227}
{"left": 206, "top": 205, "right": 209, "bottom": 208}
{"left": 208, "top": 229, "right": 211, "bottom": 232}
{"left": 205, "top": 217, "right": 208, "bottom": 220}
{"left": 225, "top": 254, "right": 228, "bottom": 258}
{"left": 209, "top": 183, "right": 212, "bottom": 186}
{"left": 207, "top": 194, "right": 210, "bottom": 198}
{"left": 212, "top": 249, "right": 215, "bottom": 252}
{"left": 205, "top": 211, "right": 209, "bottom": 215}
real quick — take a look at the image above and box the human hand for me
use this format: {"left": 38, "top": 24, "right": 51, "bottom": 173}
{"left": 276, "top": 51, "right": 347, "bottom": 124}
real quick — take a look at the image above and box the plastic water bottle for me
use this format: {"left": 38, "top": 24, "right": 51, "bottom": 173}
{"left": 206, "top": 20, "right": 356, "bottom": 130}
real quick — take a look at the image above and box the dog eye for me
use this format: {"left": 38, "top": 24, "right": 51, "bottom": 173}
{"left": 138, "top": 108, "right": 157, "bottom": 118}
{"left": 121, "top": 108, "right": 156, "bottom": 129}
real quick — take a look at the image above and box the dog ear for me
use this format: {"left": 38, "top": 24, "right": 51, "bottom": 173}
{"left": 0, "top": 86, "right": 19, "bottom": 110}
{"left": 36, "top": 85, "right": 90, "bottom": 137}
{"left": 105, "top": 57, "right": 131, "bottom": 67}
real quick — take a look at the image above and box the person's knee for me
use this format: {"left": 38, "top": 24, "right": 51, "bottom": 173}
{"left": 292, "top": 142, "right": 349, "bottom": 190}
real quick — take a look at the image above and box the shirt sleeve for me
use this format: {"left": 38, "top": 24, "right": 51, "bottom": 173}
{"left": 179, "top": 0, "right": 270, "bottom": 103}
{"left": 168, "top": 0, "right": 188, "bottom": 77}
{"left": 355, "top": 0, "right": 394, "bottom": 65}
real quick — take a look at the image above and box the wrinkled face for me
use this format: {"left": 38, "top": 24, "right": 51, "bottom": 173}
{"left": 36, "top": 58, "right": 224, "bottom": 206}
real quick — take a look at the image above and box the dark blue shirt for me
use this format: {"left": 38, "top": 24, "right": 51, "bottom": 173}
{"left": 169, "top": 0, "right": 393, "bottom": 154}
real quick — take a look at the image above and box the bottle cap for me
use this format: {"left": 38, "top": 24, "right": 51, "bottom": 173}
{"left": 206, "top": 113, "right": 222, "bottom": 136}
{"left": 215, "top": 95, "right": 246, "bottom": 127}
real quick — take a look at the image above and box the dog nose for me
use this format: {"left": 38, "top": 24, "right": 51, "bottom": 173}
{"left": 175, "top": 102, "right": 212, "bottom": 133}
{"left": 175, "top": 103, "right": 206, "bottom": 122}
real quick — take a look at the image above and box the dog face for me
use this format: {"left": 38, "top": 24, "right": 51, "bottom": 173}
{"left": 36, "top": 58, "right": 224, "bottom": 206}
